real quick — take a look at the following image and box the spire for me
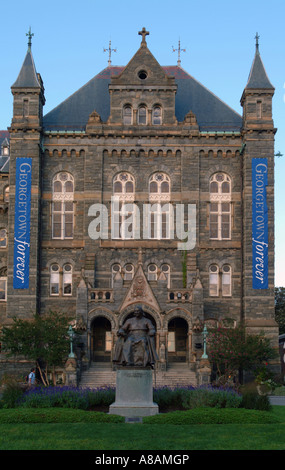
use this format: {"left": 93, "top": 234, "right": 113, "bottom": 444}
{"left": 12, "top": 28, "right": 40, "bottom": 88}
{"left": 245, "top": 33, "right": 274, "bottom": 90}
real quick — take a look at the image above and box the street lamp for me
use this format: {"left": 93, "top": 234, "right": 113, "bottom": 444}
{"left": 67, "top": 325, "right": 75, "bottom": 358}
{"left": 202, "top": 325, "right": 208, "bottom": 359}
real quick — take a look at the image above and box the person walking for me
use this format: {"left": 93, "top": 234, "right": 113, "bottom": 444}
{"left": 28, "top": 368, "right": 36, "bottom": 386}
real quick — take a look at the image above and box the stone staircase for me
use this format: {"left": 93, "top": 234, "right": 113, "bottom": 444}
{"left": 79, "top": 362, "right": 197, "bottom": 389}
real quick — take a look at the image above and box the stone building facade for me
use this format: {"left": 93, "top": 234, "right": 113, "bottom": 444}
{"left": 0, "top": 29, "right": 280, "bottom": 380}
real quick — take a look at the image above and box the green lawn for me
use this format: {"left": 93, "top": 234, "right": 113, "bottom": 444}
{"left": 0, "top": 406, "right": 284, "bottom": 451}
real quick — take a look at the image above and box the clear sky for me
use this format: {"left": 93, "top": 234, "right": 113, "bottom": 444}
{"left": 0, "top": 0, "right": 284, "bottom": 286}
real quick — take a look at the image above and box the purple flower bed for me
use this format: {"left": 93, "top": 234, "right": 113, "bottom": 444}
{"left": 17, "top": 384, "right": 241, "bottom": 410}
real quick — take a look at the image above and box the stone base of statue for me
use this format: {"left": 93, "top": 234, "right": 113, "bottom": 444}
{"left": 109, "top": 366, "right": 159, "bottom": 418}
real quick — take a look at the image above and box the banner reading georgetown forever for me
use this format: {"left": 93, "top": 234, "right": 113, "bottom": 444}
{"left": 13, "top": 158, "right": 32, "bottom": 289}
{"left": 252, "top": 158, "right": 268, "bottom": 289}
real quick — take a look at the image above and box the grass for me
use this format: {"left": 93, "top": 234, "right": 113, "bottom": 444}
{"left": 0, "top": 406, "right": 284, "bottom": 451}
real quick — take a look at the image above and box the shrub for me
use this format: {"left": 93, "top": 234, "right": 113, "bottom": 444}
{"left": 143, "top": 407, "right": 279, "bottom": 425}
{"left": 0, "top": 408, "right": 124, "bottom": 423}
{"left": 0, "top": 377, "right": 25, "bottom": 408}
{"left": 240, "top": 391, "right": 272, "bottom": 411}
{"left": 153, "top": 386, "right": 242, "bottom": 410}
{"left": 17, "top": 385, "right": 116, "bottom": 410}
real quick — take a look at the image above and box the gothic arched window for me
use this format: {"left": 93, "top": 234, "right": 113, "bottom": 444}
{"left": 209, "top": 173, "right": 231, "bottom": 240}
{"left": 222, "top": 264, "right": 232, "bottom": 297}
{"left": 152, "top": 106, "right": 162, "bottom": 125}
{"left": 209, "top": 264, "right": 232, "bottom": 297}
{"left": 148, "top": 172, "right": 172, "bottom": 239}
{"left": 50, "top": 264, "right": 60, "bottom": 296}
{"left": 63, "top": 264, "right": 72, "bottom": 296}
{"left": 123, "top": 105, "right": 133, "bottom": 125}
{"left": 124, "top": 263, "right": 134, "bottom": 281}
{"left": 138, "top": 105, "right": 147, "bottom": 125}
{"left": 148, "top": 264, "right": 158, "bottom": 281}
{"left": 52, "top": 172, "right": 74, "bottom": 239}
{"left": 113, "top": 172, "right": 136, "bottom": 239}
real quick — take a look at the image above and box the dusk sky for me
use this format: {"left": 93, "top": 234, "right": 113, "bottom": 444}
{"left": 1, "top": 0, "right": 284, "bottom": 285}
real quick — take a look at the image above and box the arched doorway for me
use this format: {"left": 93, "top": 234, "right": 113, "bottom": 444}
{"left": 167, "top": 317, "right": 188, "bottom": 363}
{"left": 91, "top": 316, "right": 112, "bottom": 362}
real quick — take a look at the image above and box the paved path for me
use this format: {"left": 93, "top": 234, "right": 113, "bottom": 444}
{"left": 269, "top": 396, "right": 285, "bottom": 406}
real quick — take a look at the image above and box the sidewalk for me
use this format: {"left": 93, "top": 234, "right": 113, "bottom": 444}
{"left": 269, "top": 396, "right": 285, "bottom": 406}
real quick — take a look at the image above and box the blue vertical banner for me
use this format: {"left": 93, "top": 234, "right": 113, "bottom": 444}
{"left": 13, "top": 158, "right": 32, "bottom": 289}
{"left": 252, "top": 158, "right": 268, "bottom": 289}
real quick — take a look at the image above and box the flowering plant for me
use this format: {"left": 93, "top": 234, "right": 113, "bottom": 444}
{"left": 254, "top": 366, "right": 277, "bottom": 391}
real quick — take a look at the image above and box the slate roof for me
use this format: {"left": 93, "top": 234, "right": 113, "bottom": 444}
{"left": 12, "top": 49, "right": 40, "bottom": 89}
{"left": 245, "top": 47, "right": 274, "bottom": 90}
{"left": 43, "top": 65, "right": 243, "bottom": 133}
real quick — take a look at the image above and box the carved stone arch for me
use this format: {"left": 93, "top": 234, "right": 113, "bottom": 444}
{"left": 112, "top": 164, "right": 139, "bottom": 182}
{"left": 119, "top": 303, "right": 161, "bottom": 330}
{"left": 88, "top": 306, "right": 117, "bottom": 331}
{"left": 163, "top": 307, "right": 192, "bottom": 330}
{"left": 148, "top": 165, "right": 171, "bottom": 179}
{"left": 50, "top": 165, "right": 78, "bottom": 187}
{"left": 205, "top": 166, "right": 234, "bottom": 183}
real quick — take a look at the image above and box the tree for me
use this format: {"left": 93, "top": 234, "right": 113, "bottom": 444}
{"left": 0, "top": 311, "right": 72, "bottom": 386}
{"left": 275, "top": 287, "right": 285, "bottom": 335}
{"left": 207, "top": 324, "right": 277, "bottom": 384}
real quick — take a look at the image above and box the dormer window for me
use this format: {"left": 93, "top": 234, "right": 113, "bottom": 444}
{"left": 138, "top": 105, "right": 147, "bottom": 125}
{"left": 123, "top": 105, "right": 132, "bottom": 125}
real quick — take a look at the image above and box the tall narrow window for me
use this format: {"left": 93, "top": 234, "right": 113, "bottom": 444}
{"left": 161, "top": 264, "right": 170, "bottom": 288}
{"left": 152, "top": 106, "right": 162, "bottom": 125}
{"left": 148, "top": 173, "right": 172, "bottom": 239}
{"left": 50, "top": 264, "right": 60, "bottom": 296}
{"left": 111, "top": 263, "right": 121, "bottom": 287}
{"left": 209, "top": 264, "right": 219, "bottom": 296}
{"left": 222, "top": 265, "right": 232, "bottom": 296}
{"left": 124, "top": 263, "right": 134, "bottom": 281}
{"left": 148, "top": 264, "right": 158, "bottom": 281}
{"left": 0, "top": 267, "right": 7, "bottom": 301}
{"left": 112, "top": 172, "right": 135, "bottom": 239}
{"left": 209, "top": 173, "right": 231, "bottom": 240}
{"left": 63, "top": 264, "right": 72, "bottom": 296}
{"left": 138, "top": 105, "right": 147, "bottom": 125}
{"left": 52, "top": 173, "right": 74, "bottom": 239}
{"left": 123, "top": 105, "right": 132, "bottom": 125}
{"left": 23, "top": 99, "right": 29, "bottom": 117}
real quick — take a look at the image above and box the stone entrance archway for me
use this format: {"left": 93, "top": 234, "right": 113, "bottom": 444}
{"left": 91, "top": 316, "right": 112, "bottom": 362}
{"left": 167, "top": 317, "right": 189, "bottom": 363}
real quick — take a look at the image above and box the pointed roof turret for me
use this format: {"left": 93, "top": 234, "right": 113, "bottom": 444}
{"left": 245, "top": 33, "right": 274, "bottom": 90}
{"left": 12, "top": 28, "right": 40, "bottom": 89}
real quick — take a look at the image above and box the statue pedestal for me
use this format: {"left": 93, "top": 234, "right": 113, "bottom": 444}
{"left": 109, "top": 366, "right": 159, "bottom": 418}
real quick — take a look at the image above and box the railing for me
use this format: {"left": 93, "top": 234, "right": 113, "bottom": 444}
{"left": 168, "top": 290, "right": 192, "bottom": 302}
{"left": 89, "top": 289, "right": 114, "bottom": 302}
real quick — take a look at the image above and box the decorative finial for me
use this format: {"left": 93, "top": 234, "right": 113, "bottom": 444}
{"left": 172, "top": 39, "right": 186, "bottom": 67}
{"left": 138, "top": 27, "right": 149, "bottom": 45}
{"left": 255, "top": 32, "right": 260, "bottom": 51}
{"left": 104, "top": 40, "right": 117, "bottom": 67}
{"left": 26, "top": 27, "right": 34, "bottom": 51}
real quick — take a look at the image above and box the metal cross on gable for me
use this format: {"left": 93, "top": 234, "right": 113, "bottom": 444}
{"left": 172, "top": 39, "right": 186, "bottom": 67}
{"left": 138, "top": 27, "right": 149, "bottom": 44}
{"left": 104, "top": 40, "right": 117, "bottom": 66}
